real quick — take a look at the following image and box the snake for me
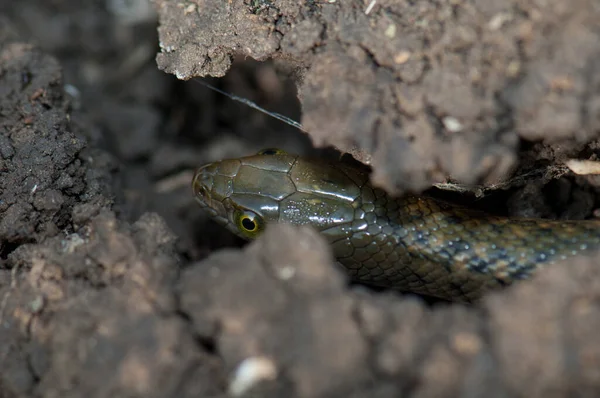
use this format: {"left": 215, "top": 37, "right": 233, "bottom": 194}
{"left": 192, "top": 148, "right": 600, "bottom": 302}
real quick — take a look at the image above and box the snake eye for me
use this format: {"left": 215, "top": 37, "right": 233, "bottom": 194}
{"left": 234, "top": 209, "right": 264, "bottom": 239}
{"left": 257, "top": 148, "right": 286, "bottom": 156}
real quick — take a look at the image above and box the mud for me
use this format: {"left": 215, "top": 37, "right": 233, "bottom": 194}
{"left": 1, "top": 0, "right": 600, "bottom": 397}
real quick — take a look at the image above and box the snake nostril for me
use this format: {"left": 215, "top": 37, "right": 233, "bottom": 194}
{"left": 193, "top": 163, "right": 216, "bottom": 198}
{"left": 192, "top": 175, "right": 208, "bottom": 197}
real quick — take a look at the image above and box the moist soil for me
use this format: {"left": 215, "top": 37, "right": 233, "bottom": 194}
{"left": 1, "top": 1, "right": 600, "bottom": 397}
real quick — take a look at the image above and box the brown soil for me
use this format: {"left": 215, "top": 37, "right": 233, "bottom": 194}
{"left": 1, "top": 0, "right": 600, "bottom": 397}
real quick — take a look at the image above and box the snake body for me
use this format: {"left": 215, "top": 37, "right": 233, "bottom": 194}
{"left": 192, "top": 149, "right": 600, "bottom": 302}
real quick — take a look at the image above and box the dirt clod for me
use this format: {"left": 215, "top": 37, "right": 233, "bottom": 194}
{"left": 0, "top": 36, "right": 113, "bottom": 248}
{"left": 155, "top": 0, "right": 600, "bottom": 194}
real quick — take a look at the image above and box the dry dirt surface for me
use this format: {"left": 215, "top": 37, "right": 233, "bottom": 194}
{"left": 155, "top": 0, "right": 600, "bottom": 193}
{"left": 1, "top": 0, "right": 600, "bottom": 397}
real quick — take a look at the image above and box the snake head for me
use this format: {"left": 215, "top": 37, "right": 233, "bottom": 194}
{"left": 192, "top": 149, "right": 368, "bottom": 241}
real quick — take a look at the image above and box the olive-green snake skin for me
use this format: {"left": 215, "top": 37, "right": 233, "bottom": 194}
{"left": 192, "top": 149, "right": 600, "bottom": 302}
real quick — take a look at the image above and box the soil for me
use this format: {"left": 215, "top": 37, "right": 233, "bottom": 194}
{"left": 1, "top": 0, "right": 600, "bottom": 397}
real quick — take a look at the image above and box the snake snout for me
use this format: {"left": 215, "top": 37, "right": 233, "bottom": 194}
{"left": 192, "top": 163, "right": 217, "bottom": 205}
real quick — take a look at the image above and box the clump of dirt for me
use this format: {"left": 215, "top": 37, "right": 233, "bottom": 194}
{"left": 0, "top": 17, "right": 113, "bottom": 255}
{"left": 2, "top": 0, "right": 600, "bottom": 397}
{"left": 2, "top": 211, "right": 224, "bottom": 397}
{"left": 155, "top": 0, "right": 600, "bottom": 194}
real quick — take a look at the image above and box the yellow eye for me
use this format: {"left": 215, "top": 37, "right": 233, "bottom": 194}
{"left": 234, "top": 210, "right": 264, "bottom": 239}
{"left": 257, "top": 148, "right": 286, "bottom": 156}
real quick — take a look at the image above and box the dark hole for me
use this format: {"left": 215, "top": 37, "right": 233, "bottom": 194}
{"left": 0, "top": 241, "right": 22, "bottom": 260}
{"left": 261, "top": 148, "right": 278, "bottom": 155}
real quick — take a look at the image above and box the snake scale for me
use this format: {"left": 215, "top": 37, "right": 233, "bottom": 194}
{"left": 192, "top": 149, "right": 600, "bottom": 302}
